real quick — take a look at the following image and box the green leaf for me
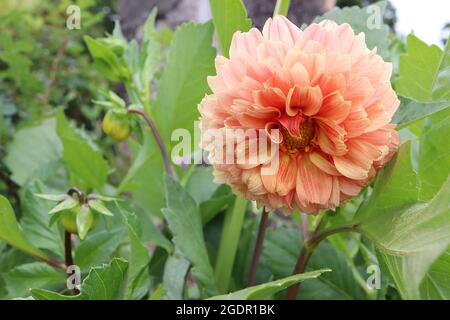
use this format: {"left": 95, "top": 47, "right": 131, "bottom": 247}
{"left": 76, "top": 205, "right": 94, "bottom": 240}
{"left": 395, "top": 34, "right": 450, "bottom": 102}
{"left": 153, "top": 22, "right": 216, "bottom": 150}
{"left": 20, "top": 183, "right": 64, "bottom": 256}
{"left": 84, "top": 35, "right": 129, "bottom": 82}
{"left": 185, "top": 166, "right": 234, "bottom": 224}
{"left": 185, "top": 166, "right": 221, "bottom": 204}
{"left": 74, "top": 228, "right": 125, "bottom": 272}
{"left": 0, "top": 195, "right": 50, "bottom": 261}
{"left": 417, "top": 108, "right": 450, "bottom": 200}
{"left": 393, "top": 96, "right": 450, "bottom": 129}
{"left": 315, "top": 1, "right": 389, "bottom": 58}
{"left": 88, "top": 199, "right": 113, "bottom": 216}
{"left": 353, "top": 142, "right": 450, "bottom": 255}
{"left": 209, "top": 269, "right": 330, "bottom": 300}
{"left": 49, "top": 197, "right": 78, "bottom": 214}
{"left": 371, "top": 110, "right": 450, "bottom": 300}
{"left": 142, "top": 8, "right": 158, "bottom": 45}
{"left": 88, "top": 194, "right": 121, "bottom": 202}
{"left": 56, "top": 108, "right": 109, "bottom": 191}
{"left": 31, "top": 258, "right": 128, "bottom": 300}
{"left": 163, "top": 253, "right": 190, "bottom": 300}
{"left": 3, "top": 262, "right": 65, "bottom": 298}
{"left": 263, "top": 227, "right": 367, "bottom": 299}
{"left": 379, "top": 248, "right": 448, "bottom": 299}
{"left": 420, "top": 250, "right": 450, "bottom": 299}
{"left": 117, "top": 136, "right": 165, "bottom": 215}
{"left": 163, "top": 175, "right": 218, "bottom": 297}
{"left": 4, "top": 121, "right": 62, "bottom": 186}
{"left": 0, "top": 249, "right": 35, "bottom": 299}
{"left": 209, "top": 0, "right": 252, "bottom": 56}
{"left": 35, "top": 193, "right": 67, "bottom": 202}
{"left": 120, "top": 208, "right": 151, "bottom": 299}
{"left": 132, "top": 205, "right": 173, "bottom": 254}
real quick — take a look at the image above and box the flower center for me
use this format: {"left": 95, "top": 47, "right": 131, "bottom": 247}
{"left": 281, "top": 119, "right": 315, "bottom": 154}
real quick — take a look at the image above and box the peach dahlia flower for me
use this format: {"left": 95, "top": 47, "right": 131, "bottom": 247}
{"left": 198, "top": 16, "right": 399, "bottom": 214}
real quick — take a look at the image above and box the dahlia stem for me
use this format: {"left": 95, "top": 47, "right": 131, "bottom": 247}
{"left": 247, "top": 208, "right": 270, "bottom": 287}
{"left": 286, "top": 222, "right": 359, "bottom": 299}
{"left": 64, "top": 231, "right": 80, "bottom": 295}
{"left": 215, "top": 196, "right": 247, "bottom": 293}
{"left": 301, "top": 213, "right": 309, "bottom": 242}
{"left": 274, "top": 0, "right": 291, "bottom": 17}
{"left": 128, "top": 108, "right": 174, "bottom": 177}
{"left": 64, "top": 231, "right": 74, "bottom": 268}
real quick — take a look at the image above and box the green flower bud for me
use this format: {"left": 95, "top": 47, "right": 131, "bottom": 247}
{"left": 102, "top": 109, "right": 131, "bottom": 141}
{"left": 60, "top": 206, "right": 99, "bottom": 238}
{"left": 61, "top": 206, "right": 80, "bottom": 234}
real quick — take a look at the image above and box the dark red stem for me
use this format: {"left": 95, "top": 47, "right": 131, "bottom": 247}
{"left": 247, "top": 209, "right": 270, "bottom": 287}
{"left": 128, "top": 108, "right": 174, "bottom": 177}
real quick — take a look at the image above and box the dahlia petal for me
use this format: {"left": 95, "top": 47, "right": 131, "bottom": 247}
{"left": 316, "top": 118, "right": 348, "bottom": 156}
{"left": 335, "top": 23, "right": 356, "bottom": 53}
{"left": 365, "top": 100, "right": 391, "bottom": 132}
{"left": 261, "top": 154, "right": 297, "bottom": 196}
{"left": 374, "top": 127, "right": 399, "bottom": 168}
{"left": 242, "top": 168, "right": 266, "bottom": 196}
{"left": 338, "top": 177, "right": 363, "bottom": 196}
{"left": 327, "top": 176, "right": 340, "bottom": 208}
{"left": 309, "top": 151, "right": 340, "bottom": 175}
{"left": 289, "top": 63, "right": 310, "bottom": 87}
{"left": 317, "top": 74, "right": 347, "bottom": 97}
{"left": 231, "top": 99, "right": 281, "bottom": 128}
{"left": 257, "top": 41, "right": 287, "bottom": 70}
{"left": 297, "top": 53, "right": 326, "bottom": 85}
{"left": 278, "top": 113, "right": 304, "bottom": 137}
{"left": 333, "top": 139, "right": 381, "bottom": 179}
{"left": 253, "top": 86, "right": 286, "bottom": 110}
{"left": 230, "top": 28, "right": 264, "bottom": 60}
{"left": 265, "top": 122, "right": 283, "bottom": 144}
{"left": 344, "top": 76, "right": 374, "bottom": 108}
{"left": 262, "top": 16, "right": 302, "bottom": 45}
{"left": 324, "top": 52, "right": 351, "bottom": 77}
{"left": 315, "top": 91, "right": 351, "bottom": 124}
{"left": 296, "top": 155, "right": 332, "bottom": 205}
{"left": 342, "top": 107, "right": 370, "bottom": 138}
{"left": 286, "top": 85, "right": 323, "bottom": 116}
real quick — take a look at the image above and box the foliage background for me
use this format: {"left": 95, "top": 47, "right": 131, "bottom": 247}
{"left": 0, "top": 0, "right": 449, "bottom": 300}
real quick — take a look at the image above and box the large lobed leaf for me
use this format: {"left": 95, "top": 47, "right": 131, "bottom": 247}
{"left": 209, "top": 269, "right": 330, "bottom": 300}
{"left": 263, "top": 227, "right": 367, "bottom": 299}
{"left": 55, "top": 108, "right": 109, "bottom": 191}
{"left": 354, "top": 109, "right": 450, "bottom": 299}
{"left": 4, "top": 120, "right": 62, "bottom": 186}
{"left": 3, "top": 262, "right": 65, "bottom": 298}
{"left": 393, "top": 35, "right": 450, "bottom": 128}
{"left": 209, "top": 0, "right": 252, "bottom": 56}
{"left": 395, "top": 34, "right": 450, "bottom": 102}
{"left": 31, "top": 258, "right": 128, "bottom": 300}
{"left": 162, "top": 175, "right": 218, "bottom": 298}
{"left": 0, "top": 195, "right": 50, "bottom": 262}
{"left": 153, "top": 22, "right": 216, "bottom": 150}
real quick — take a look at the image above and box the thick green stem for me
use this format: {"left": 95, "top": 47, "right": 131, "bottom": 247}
{"left": 286, "top": 223, "right": 359, "bottom": 299}
{"left": 274, "top": 0, "right": 291, "bottom": 17}
{"left": 214, "top": 196, "right": 248, "bottom": 293}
